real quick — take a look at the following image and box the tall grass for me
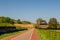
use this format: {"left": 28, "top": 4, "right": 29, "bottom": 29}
{"left": 36, "top": 29, "right": 60, "bottom": 40}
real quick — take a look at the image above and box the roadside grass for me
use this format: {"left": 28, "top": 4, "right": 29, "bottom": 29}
{"left": 36, "top": 29, "right": 60, "bottom": 40}
{"left": 0, "top": 30, "right": 26, "bottom": 40}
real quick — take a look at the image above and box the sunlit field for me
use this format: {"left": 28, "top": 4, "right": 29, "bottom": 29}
{"left": 36, "top": 29, "right": 60, "bottom": 40}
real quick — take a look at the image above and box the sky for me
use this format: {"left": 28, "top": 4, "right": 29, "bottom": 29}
{"left": 0, "top": 0, "right": 60, "bottom": 23}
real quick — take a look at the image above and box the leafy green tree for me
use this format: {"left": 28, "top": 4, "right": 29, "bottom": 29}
{"left": 36, "top": 18, "right": 42, "bottom": 29}
{"left": 10, "top": 19, "right": 14, "bottom": 24}
{"left": 0, "top": 16, "right": 5, "bottom": 23}
{"left": 5, "top": 17, "right": 11, "bottom": 23}
{"left": 48, "top": 18, "right": 58, "bottom": 28}
{"left": 36, "top": 18, "right": 43, "bottom": 25}
{"left": 0, "top": 16, "right": 14, "bottom": 24}
{"left": 17, "top": 19, "right": 21, "bottom": 24}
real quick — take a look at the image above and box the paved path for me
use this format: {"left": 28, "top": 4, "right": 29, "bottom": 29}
{"left": 31, "top": 29, "right": 40, "bottom": 40}
{"left": 2, "top": 28, "right": 40, "bottom": 40}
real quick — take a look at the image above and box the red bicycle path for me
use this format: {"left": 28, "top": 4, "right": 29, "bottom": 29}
{"left": 31, "top": 29, "right": 40, "bottom": 40}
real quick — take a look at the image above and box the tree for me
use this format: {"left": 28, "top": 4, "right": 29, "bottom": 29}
{"left": 17, "top": 19, "right": 21, "bottom": 24}
{"left": 0, "top": 16, "right": 14, "bottom": 24}
{"left": 36, "top": 18, "right": 43, "bottom": 28}
{"left": 5, "top": 17, "right": 11, "bottom": 23}
{"left": 48, "top": 18, "right": 58, "bottom": 28}
{"left": 36, "top": 18, "right": 43, "bottom": 25}
{"left": 10, "top": 19, "right": 14, "bottom": 24}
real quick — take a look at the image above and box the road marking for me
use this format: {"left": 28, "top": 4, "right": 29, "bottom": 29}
{"left": 11, "top": 28, "right": 34, "bottom": 40}
{"left": 29, "top": 28, "right": 34, "bottom": 40}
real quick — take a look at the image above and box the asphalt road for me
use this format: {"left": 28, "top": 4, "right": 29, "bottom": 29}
{"left": 2, "top": 28, "right": 40, "bottom": 40}
{"left": 11, "top": 28, "right": 34, "bottom": 40}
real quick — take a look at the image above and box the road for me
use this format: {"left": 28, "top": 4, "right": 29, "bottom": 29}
{"left": 2, "top": 28, "right": 40, "bottom": 40}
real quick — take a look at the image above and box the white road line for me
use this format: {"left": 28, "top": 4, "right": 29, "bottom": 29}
{"left": 29, "top": 28, "right": 34, "bottom": 40}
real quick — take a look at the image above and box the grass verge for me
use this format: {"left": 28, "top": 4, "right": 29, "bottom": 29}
{"left": 36, "top": 29, "right": 60, "bottom": 40}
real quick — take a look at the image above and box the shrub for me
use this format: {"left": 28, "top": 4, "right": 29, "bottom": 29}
{"left": 35, "top": 24, "right": 41, "bottom": 29}
{"left": 16, "top": 26, "right": 28, "bottom": 31}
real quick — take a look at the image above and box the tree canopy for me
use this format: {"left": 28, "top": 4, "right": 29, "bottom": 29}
{"left": 48, "top": 18, "right": 58, "bottom": 28}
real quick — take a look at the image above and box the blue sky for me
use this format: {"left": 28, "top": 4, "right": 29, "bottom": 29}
{"left": 0, "top": 0, "right": 60, "bottom": 23}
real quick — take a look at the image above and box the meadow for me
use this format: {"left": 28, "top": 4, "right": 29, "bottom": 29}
{"left": 36, "top": 29, "right": 60, "bottom": 40}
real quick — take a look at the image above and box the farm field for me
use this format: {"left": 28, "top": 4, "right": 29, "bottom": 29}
{"left": 36, "top": 29, "right": 60, "bottom": 40}
{"left": 0, "top": 30, "right": 25, "bottom": 40}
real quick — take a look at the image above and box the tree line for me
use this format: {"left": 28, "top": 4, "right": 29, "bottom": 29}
{"left": 36, "top": 18, "right": 60, "bottom": 29}
{"left": 0, "top": 16, "right": 60, "bottom": 29}
{"left": 0, "top": 16, "right": 31, "bottom": 26}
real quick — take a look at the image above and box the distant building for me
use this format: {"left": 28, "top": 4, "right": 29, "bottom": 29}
{"left": 40, "top": 20, "right": 48, "bottom": 28}
{"left": 40, "top": 20, "right": 47, "bottom": 25}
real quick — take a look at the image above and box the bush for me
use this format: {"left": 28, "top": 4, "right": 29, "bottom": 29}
{"left": 0, "top": 23, "right": 14, "bottom": 27}
{"left": 16, "top": 26, "right": 28, "bottom": 31}
{"left": 35, "top": 24, "right": 41, "bottom": 29}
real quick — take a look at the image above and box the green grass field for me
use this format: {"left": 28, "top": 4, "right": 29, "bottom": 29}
{"left": 36, "top": 29, "right": 60, "bottom": 40}
{"left": 0, "top": 30, "right": 25, "bottom": 40}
